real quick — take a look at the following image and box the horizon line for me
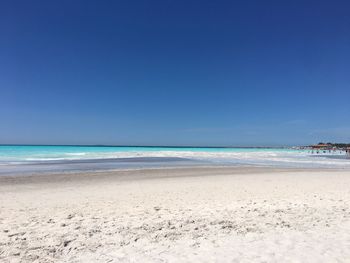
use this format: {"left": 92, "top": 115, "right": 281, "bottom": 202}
{"left": 0, "top": 143, "right": 304, "bottom": 148}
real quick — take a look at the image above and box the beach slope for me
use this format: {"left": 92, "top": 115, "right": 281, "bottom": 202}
{"left": 1, "top": 167, "right": 350, "bottom": 262}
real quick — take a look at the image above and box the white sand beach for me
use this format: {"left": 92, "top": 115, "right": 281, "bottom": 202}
{"left": 1, "top": 167, "right": 350, "bottom": 262}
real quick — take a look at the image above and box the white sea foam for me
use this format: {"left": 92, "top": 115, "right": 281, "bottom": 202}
{"left": 20, "top": 150, "right": 349, "bottom": 168}
{"left": 0, "top": 148, "right": 349, "bottom": 170}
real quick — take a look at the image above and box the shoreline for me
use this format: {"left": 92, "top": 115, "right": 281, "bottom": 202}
{"left": 0, "top": 165, "right": 347, "bottom": 185}
{"left": 1, "top": 147, "right": 349, "bottom": 176}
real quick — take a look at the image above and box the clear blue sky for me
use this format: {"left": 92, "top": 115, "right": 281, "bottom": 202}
{"left": 1, "top": 0, "right": 349, "bottom": 146}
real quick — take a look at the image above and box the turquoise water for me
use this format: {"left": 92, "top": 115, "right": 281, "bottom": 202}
{"left": 0, "top": 145, "right": 349, "bottom": 174}
{"left": 0, "top": 145, "right": 295, "bottom": 162}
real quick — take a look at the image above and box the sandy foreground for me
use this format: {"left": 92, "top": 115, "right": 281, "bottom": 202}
{"left": 1, "top": 167, "right": 350, "bottom": 263}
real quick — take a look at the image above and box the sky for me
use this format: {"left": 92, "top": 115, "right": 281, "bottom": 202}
{"left": 0, "top": 0, "right": 349, "bottom": 146}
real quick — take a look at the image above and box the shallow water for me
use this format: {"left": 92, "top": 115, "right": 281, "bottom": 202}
{"left": 0, "top": 145, "right": 349, "bottom": 175}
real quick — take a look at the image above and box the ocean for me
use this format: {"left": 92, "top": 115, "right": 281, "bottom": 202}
{"left": 0, "top": 145, "right": 349, "bottom": 175}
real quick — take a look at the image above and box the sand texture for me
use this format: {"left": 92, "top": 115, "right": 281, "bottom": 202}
{"left": 1, "top": 167, "right": 350, "bottom": 262}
